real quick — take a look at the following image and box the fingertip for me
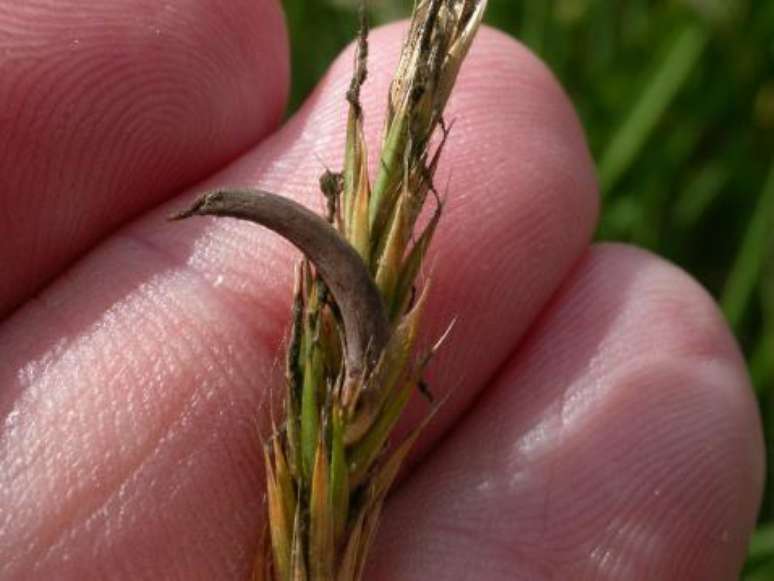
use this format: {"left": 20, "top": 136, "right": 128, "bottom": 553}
{"left": 368, "top": 243, "right": 762, "bottom": 580}
{"left": 0, "top": 0, "right": 290, "bottom": 316}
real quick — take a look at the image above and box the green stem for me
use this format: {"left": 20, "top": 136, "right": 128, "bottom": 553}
{"left": 673, "top": 163, "right": 730, "bottom": 229}
{"left": 599, "top": 22, "right": 709, "bottom": 195}
{"left": 721, "top": 162, "right": 774, "bottom": 330}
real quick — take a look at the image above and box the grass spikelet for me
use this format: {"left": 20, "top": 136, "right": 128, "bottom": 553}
{"left": 265, "top": 447, "right": 292, "bottom": 581}
{"left": 174, "top": 1, "right": 486, "bottom": 578}
{"left": 264, "top": 2, "right": 487, "bottom": 576}
{"left": 290, "top": 506, "right": 308, "bottom": 581}
{"left": 309, "top": 435, "right": 335, "bottom": 580}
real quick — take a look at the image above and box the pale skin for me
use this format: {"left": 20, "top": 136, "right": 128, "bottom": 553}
{"left": 0, "top": 1, "right": 764, "bottom": 579}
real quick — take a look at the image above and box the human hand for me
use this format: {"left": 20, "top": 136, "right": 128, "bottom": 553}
{"left": 0, "top": 1, "right": 763, "bottom": 579}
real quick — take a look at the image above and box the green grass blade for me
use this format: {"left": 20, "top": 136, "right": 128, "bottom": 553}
{"left": 721, "top": 161, "right": 774, "bottom": 329}
{"left": 673, "top": 163, "right": 730, "bottom": 229}
{"left": 599, "top": 22, "right": 709, "bottom": 195}
{"left": 309, "top": 437, "right": 334, "bottom": 580}
{"left": 273, "top": 438, "right": 298, "bottom": 536}
{"left": 264, "top": 449, "right": 292, "bottom": 581}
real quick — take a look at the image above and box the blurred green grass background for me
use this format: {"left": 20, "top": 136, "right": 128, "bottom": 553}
{"left": 282, "top": 0, "right": 774, "bottom": 575}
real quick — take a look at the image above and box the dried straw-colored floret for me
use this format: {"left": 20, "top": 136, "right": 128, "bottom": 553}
{"left": 175, "top": 1, "right": 486, "bottom": 578}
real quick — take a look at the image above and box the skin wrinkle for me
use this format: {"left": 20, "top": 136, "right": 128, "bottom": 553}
{"left": 50, "top": 424, "right": 233, "bottom": 581}
{"left": 121, "top": 229, "right": 290, "bottom": 359}
{"left": 14, "top": 286, "right": 261, "bottom": 575}
{"left": 38, "top": 381, "right": 207, "bottom": 570}
{"left": 6, "top": 311, "right": 191, "bottom": 570}
{"left": 0, "top": 211, "right": 290, "bottom": 437}
{"left": 540, "top": 356, "right": 744, "bottom": 560}
{"left": 574, "top": 381, "right": 714, "bottom": 576}
{"left": 1, "top": 298, "right": 77, "bottom": 393}
{"left": 0, "top": 244, "right": 280, "bottom": 574}
{"left": 107, "top": 414, "right": 267, "bottom": 580}
{"left": 400, "top": 376, "right": 648, "bottom": 576}
{"left": 607, "top": 378, "right": 744, "bottom": 572}
{"left": 588, "top": 474, "right": 677, "bottom": 568}
{"left": 524, "top": 248, "right": 738, "bottom": 451}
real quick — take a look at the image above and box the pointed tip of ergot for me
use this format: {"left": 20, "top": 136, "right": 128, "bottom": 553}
{"left": 168, "top": 194, "right": 209, "bottom": 222}
{"left": 167, "top": 208, "right": 194, "bottom": 222}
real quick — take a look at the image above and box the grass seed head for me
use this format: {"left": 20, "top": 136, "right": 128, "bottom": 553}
{"left": 175, "top": 2, "right": 486, "bottom": 579}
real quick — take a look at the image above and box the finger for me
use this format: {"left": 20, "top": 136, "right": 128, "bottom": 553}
{"left": 0, "top": 0, "right": 289, "bottom": 317}
{"left": 0, "top": 24, "right": 596, "bottom": 579}
{"left": 370, "top": 244, "right": 763, "bottom": 581}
